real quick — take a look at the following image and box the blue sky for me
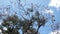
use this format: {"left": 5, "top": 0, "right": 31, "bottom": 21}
{"left": 0, "top": 0, "right": 60, "bottom": 34}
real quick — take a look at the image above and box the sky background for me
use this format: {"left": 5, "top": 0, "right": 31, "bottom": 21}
{"left": 0, "top": 0, "right": 60, "bottom": 34}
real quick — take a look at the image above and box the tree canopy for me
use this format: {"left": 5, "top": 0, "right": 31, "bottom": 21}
{"left": 0, "top": 0, "right": 51, "bottom": 34}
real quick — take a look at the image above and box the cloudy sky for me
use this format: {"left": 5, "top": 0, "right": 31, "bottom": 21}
{"left": 0, "top": 0, "right": 60, "bottom": 34}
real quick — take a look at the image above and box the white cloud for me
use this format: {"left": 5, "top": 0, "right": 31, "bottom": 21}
{"left": 45, "top": 9, "right": 54, "bottom": 15}
{"left": 0, "top": 22, "right": 2, "bottom": 25}
{"left": 49, "top": 30, "right": 60, "bottom": 34}
{"left": 3, "top": 27, "right": 7, "bottom": 31}
{"left": 0, "top": 29, "right": 2, "bottom": 33}
{"left": 0, "top": 20, "right": 3, "bottom": 25}
{"left": 49, "top": 0, "right": 60, "bottom": 9}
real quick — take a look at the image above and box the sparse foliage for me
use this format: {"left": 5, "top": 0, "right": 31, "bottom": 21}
{"left": 0, "top": 0, "right": 50, "bottom": 34}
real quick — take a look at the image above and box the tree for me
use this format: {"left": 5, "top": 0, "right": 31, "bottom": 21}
{"left": 50, "top": 22, "right": 60, "bottom": 34}
{"left": 0, "top": 7, "right": 47, "bottom": 34}
{"left": 0, "top": 12, "right": 47, "bottom": 34}
{"left": 0, "top": 0, "right": 48, "bottom": 34}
